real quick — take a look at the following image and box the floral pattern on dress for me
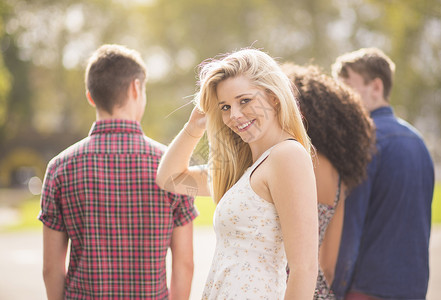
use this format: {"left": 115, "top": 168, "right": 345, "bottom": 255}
{"left": 313, "top": 177, "right": 341, "bottom": 300}
{"left": 202, "top": 148, "right": 287, "bottom": 300}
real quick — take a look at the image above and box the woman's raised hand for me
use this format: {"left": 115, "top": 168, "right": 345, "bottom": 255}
{"left": 184, "top": 106, "right": 206, "bottom": 139}
{"left": 156, "top": 104, "right": 210, "bottom": 197}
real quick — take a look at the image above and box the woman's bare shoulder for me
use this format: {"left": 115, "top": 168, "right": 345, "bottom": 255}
{"left": 268, "top": 140, "right": 312, "bottom": 169}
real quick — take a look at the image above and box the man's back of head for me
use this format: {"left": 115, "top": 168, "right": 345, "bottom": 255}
{"left": 85, "top": 44, "right": 147, "bottom": 115}
{"left": 332, "top": 47, "right": 395, "bottom": 102}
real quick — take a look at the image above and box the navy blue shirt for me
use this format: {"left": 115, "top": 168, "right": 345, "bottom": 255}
{"left": 332, "top": 106, "right": 434, "bottom": 299}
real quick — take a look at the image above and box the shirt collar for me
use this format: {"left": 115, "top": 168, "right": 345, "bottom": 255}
{"left": 89, "top": 119, "right": 144, "bottom": 136}
{"left": 370, "top": 105, "right": 393, "bottom": 118}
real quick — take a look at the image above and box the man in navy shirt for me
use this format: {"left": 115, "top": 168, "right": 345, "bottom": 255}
{"left": 331, "top": 48, "right": 434, "bottom": 299}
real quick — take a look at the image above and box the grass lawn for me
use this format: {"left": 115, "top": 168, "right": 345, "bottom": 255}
{"left": 0, "top": 194, "right": 218, "bottom": 231}
{"left": 193, "top": 196, "right": 216, "bottom": 226}
{"left": 1, "top": 181, "right": 440, "bottom": 232}
{"left": 1, "top": 195, "right": 42, "bottom": 232}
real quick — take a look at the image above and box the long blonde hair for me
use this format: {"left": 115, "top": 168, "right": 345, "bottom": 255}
{"left": 195, "top": 49, "right": 311, "bottom": 203}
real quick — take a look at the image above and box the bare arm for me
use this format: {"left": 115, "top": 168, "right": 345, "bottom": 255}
{"left": 267, "top": 142, "right": 318, "bottom": 299}
{"left": 169, "top": 222, "right": 194, "bottom": 300}
{"left": 42, "top": 225, "right": 69, "bottom": 300}
{"left": 156, "top": 107, "right": 210, "bottom": 196}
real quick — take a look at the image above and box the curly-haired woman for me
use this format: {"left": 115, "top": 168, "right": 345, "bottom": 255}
{"left": 283, "top": 64, "right": 376, "bottom": 299}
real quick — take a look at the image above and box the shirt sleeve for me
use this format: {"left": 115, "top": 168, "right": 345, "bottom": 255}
{"left": 38, "top": 160, "right": 66, "bottom": 232}
{"left": 331, "top": 154, "right": 377, "bottom": 298}
{"left": 169, "top": 192, "right": 199, "bottom": 227}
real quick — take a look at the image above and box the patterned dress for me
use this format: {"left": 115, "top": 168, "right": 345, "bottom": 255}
{"left": 314, "top": 176, "right": 341, "bottom": 299}
{"left": 202, "top": 146, "right": 287, "bottom": 299}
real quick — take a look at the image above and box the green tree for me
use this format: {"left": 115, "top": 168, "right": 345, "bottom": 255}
{"left": 0, "top": 0, "right": 12, "bottom": 131}
{"left": 1, "top": 0, "right": 440, "bottom": 186}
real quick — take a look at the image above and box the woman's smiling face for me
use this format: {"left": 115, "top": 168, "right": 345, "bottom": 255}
{"left": 216, "top": 75, "right": 279, "bottom": 144}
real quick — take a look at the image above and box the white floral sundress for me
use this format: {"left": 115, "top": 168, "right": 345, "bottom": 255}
{"left": 202, "top": 147, "right": 287, "bottom": 300}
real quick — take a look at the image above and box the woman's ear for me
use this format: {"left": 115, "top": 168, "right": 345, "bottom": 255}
{"left": 264, "top": 89, "right": 277, "bottom": 104}
{"left": 271, "top": 95, "right": 280, "bottom": 107}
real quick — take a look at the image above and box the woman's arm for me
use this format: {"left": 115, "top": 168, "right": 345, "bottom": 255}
{"left": 267, "top": 142, "right": 318, "bottom": 299}
{"left": 156, "top": 107, "right": 211, "bottom": 197}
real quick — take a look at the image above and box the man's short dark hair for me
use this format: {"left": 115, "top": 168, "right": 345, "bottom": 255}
{"left": 85, "top": 44, "right": 147, "bottom": 114}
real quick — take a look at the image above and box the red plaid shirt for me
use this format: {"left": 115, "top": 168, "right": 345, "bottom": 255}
{"left": 39, "top": 119, "right": 197, "bottom": 299}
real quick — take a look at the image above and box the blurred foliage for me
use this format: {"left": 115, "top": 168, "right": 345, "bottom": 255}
{"left": 0, "top": 148, "right": 45, "bottom": 186}
{"left": 0, "top": 0, "right": 440, "bottom": 186}
{"left": 0, "top": 1, "right": 11, "bottom": 129}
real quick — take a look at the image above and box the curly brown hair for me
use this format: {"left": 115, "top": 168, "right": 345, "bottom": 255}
{"left": 282, "top": 63, "right": 376, "bottom": 190}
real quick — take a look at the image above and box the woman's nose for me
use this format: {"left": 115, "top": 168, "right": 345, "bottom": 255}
{"left": 229, "top": 104, "right": 244, "bottom": 120}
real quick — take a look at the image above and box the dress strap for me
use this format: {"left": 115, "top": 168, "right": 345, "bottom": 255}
{"left": 248, "top": 139, "right": 298, "bottom": 174}
{"left": 248, "top": 147, "right": 274, "bottom": 175}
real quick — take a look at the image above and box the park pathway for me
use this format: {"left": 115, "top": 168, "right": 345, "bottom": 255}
{"left": 0, "top": 226, "right": 440, "bottom": 299}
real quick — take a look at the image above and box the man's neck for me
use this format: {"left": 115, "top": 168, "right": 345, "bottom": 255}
{"left": 367, "top": 96, "right": 389, "bottom": 113}
{"left": 369, "top": 103, "right": 389, "bottom": 113}
{"left": 96, "top": 109, "right": 140, "bottom": 122}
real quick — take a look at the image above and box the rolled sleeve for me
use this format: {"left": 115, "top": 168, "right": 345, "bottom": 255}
{"left": 38, "top": 161, "right": 65, "bottom": 232}
{"left": 171, "top": 193, "right": 199, "bottom": 227}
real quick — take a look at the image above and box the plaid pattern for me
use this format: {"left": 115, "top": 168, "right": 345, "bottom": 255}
{"left": 39, "top": 119, "right": 198, "bottom": 299}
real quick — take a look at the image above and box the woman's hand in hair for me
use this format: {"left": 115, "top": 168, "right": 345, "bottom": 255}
{"left": 185, "top": 106, "right": 206, "bottom": 138}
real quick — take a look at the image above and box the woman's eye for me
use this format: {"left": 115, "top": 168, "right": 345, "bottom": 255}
{"left": 220, "top": 105, "right": 230, "bottom": 111}
{"left": 240, "top": 98, "right": 251, "bottom": 104}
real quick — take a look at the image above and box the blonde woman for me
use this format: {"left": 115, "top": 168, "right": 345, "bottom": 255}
{"left": 156, "top": 49, "right": 318, "bottom": 299}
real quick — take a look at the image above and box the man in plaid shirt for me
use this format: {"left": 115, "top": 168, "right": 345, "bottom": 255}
{"left": 39, "top": 44, "right": 198, "bottom": 299}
